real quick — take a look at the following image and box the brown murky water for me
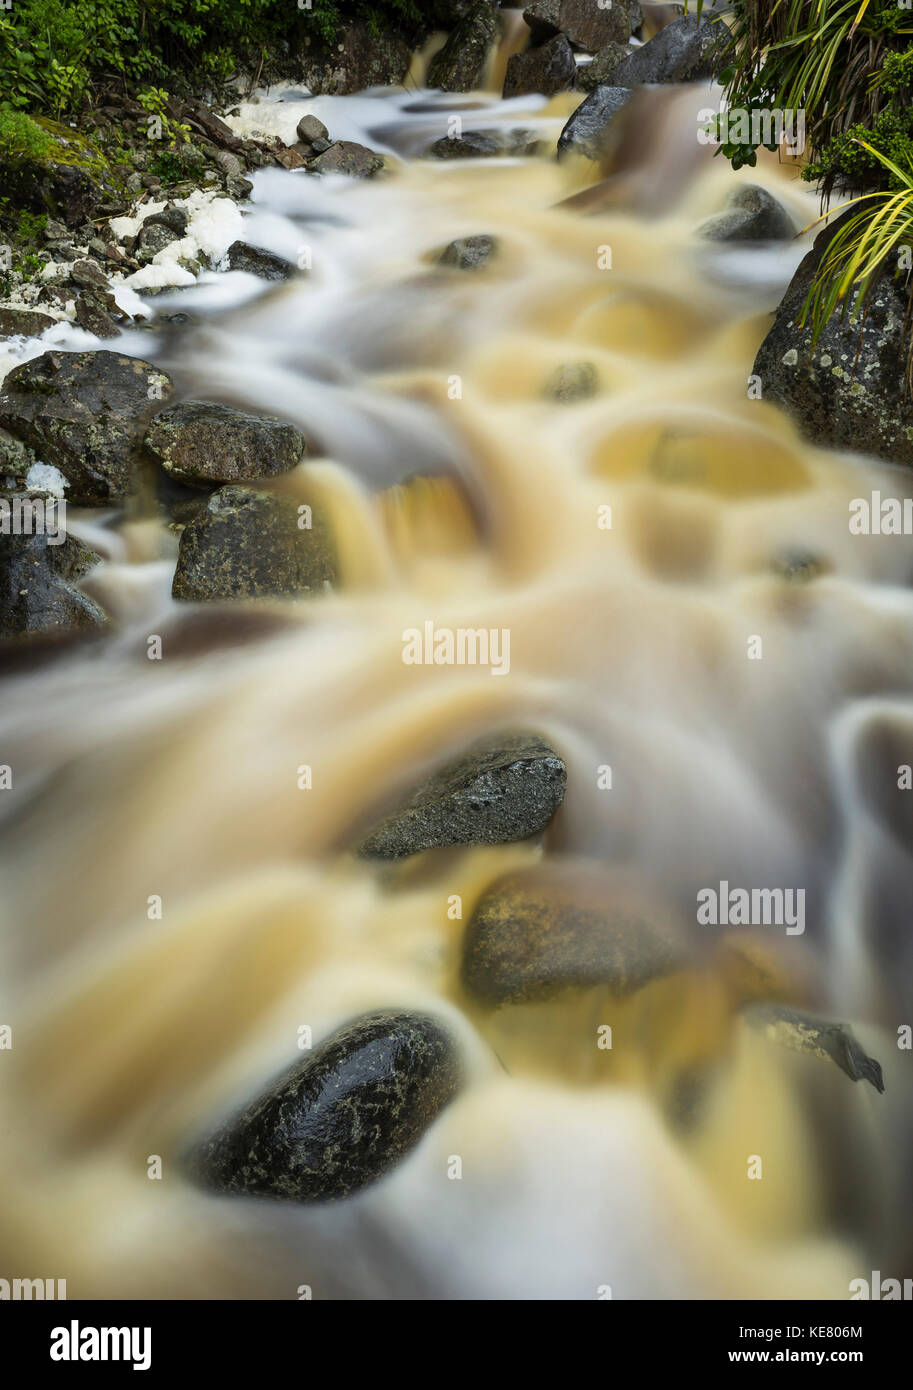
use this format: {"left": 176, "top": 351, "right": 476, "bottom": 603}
{"left": 1, "top": 39, "right": 912, "bottom": 1299}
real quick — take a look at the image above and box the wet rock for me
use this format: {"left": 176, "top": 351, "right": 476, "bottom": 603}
{"left": 227, "top": 175, "right": 255, "bottom": 200}
{"left": 276, "top": 148, "right": 308, "bottom": 171}
{"left": 145, "top": 401, "right": 306, "bottom": 485}
{"left": 503, "top": 33, "right": 577, "bottom": 98}
{"left": 143, "top": 206, "right": 189, "bottom": 237}
{"left": 437, "top": 234, "right": 499, "bottom": 270}
{"left": 557, "top": 86, "right": 633, "bottom": 161}
{"left": 74, "top": 294, "right": 120, "bottom": 339}
{"left": 192, "top": 1010, "right": 461, "bottom": 1203}
{"left": 225, "top": 241, "right": 295, "bottom": 281}
{"left": 297, "top": 22, "right": 412, "bottom": 95}
{"left": 0, "top": 309, "right": 55, "bottom": 339}
{"left": 543, "top": 361, "right": 599, "bottom": 402}
{"left": 307, "top": 141, "right": 385, "bottom": 178}
{"left": 134, "top": 223, "right": 181, "bottom": 266}
{"left": 296, "top": 114, "right": 330, "bottom": 146}
{"left": 172, "top": 485, "right": 336, "bottom": 601}
{"left": 0, "top": 117, "right": 114, "bottom": 228}
{"left": 0, "top": 429, "right": 35, "bottom": 476}
{"left": 602, "top": 14, "right": 722, "bottom": 84}
{"left": 213, "top": 149, "right": 244, "bottom": 180}
{"left": 184, "top": 100, "right": 243, "bottom": 153}
{"left": 69, "top": 258, "right": 110, "bottom": 291}
{"left": 427, "top": 131, "right": 502, "bottom": 160}
{"left": 0, "top": 491, "right": 107, "bottom": 639}
{"left": 523, "top": 0, "right": 638, "bottom": 52}
{"left": 427, "top": 2, "right": 499, "bottom": 92}
{"left": 578, "top": 42, "right": 634, "bottom": 92}
{"left": 751, "top": 211, "right": 913, "bottom": 467}
{"left": 462, "top": 861, "right": 684, "bottom": 1004}
{"left": 0, "top": 351, "right": 173, "bottom": 506}
{"left": 744, "top": 1004, "right": 885, "bottom": 1093}
{"left": 356, "top": 731, "right": 567, "bottom": 860}
{"left": 698, "top": 185, "right": 795, "bottom": 242}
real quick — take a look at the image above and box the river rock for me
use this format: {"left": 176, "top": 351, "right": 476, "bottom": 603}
{"left": 134, "top": 223, "right": 181, "bottom": 266}
{"left": 503, "top": 33, "right": 577, "bottom": 99}
{"left": 356, "top": 731, "right": 567, "bottom": 859}
{"left": 0, "top": 309, "right": 56, "bottom": 339}
{"left": 557, "top": 86, "right": 633, "bottom": 161}
{"left": 69, "top": 258, "right": 110, "bottom": 291}
{"left": 296, "top": 114, "right": 330, "bottom": 146}
{"left": 0, "top": 491, "right": 107, "bottom": 639}
{"left": 751, "top": 211, "right": 913, "bottom": 467}
{"left": 74, "top": 293, "right": 121, "bottom": 339}
{"left": 578, "top": 42, "right": 634, "bottom": 91}
{"left": 0, "top": 428, "right": 35, "bottom": 476}
{"left": 171, "top": 485, "right": 336, "bottom": 601}
{"left": 602, "top": 13, "right": 722, "bottom": 84}
{"left": 0, "top": 351, "right": 174, "bottom": 506}
{"left": 697, "top": 185, "right": 795, "bottom": 242}
{"left": 143, "top": 206, "right": 189, "bottom": 237}
{"left": 226, "top": 241, "right": 295, "bottom": 281}
{"left": 743, "top": 1004, "right": 884, "bottom": 1092}
{"left": 296, "top": 22, "right": 412, "bottom": 95}
{"left": 307, "top": 141, "right": 385, "bottom": 178}
{"left": 427, "top": 131, "right": 502, "bottom": 159}
{"left": 0, "top": 117, "right": 114, "bottom": 228}
{"left": 192, "top": 1010, "right": 461, "bottom": 1202}
{"left": 523, "top": 0, "right": 638, "bottom": 52}
{"left": 437, "top": 234, "right": 499, "bottom": 270}
{"left": 427, "top": 2, "right": 499, "bottom": 92}
{"left": 145, "top": 401, "right": 306, "bottom": 485}
{"left": 462, "top": 861, "right": 684, "bottom": 1004}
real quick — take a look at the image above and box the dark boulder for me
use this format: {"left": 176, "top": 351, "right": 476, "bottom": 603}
{"left": 145, "top": 401, "right": 306, "bottom": 485}
{"left": 523, "top": 0, "right": 638, "bottom": 52}
{"left": 0, "top": 491, "right": 107, "bottom": 639}
{"left": 225, "top": 241, "right": 295, "bottom": 281}
{"left": 171, "top": 485, "right": 336, "bottom": 601}
{"left": 751, "top": 212, "right": 913, "bottom": 467}
{"left": 578, "top": 42, "right": 634, "bottom": 92}
{"left": 427, "top": 2, "right": 499, "bottom": 92}
{"left": 601, "top": 13, "right": 723, "bottom": 84}
{"left": 296, "top": 23, "right": 412, "bottom": 95}
{"left": 0, "top": 309, "right": 56, "bottom": 339}
{"left": 557, "top": 85, "right": 633, "bottom": 161}
{"left": 307, "top": 141, "right": 385, "bottom": 178}
{"left": 503, "top": 33, "right": 577, "bottom": 98}
{"left": 192, "top": 1010, "right": 461, "bottom": 1202}
{"left": 697, "top": 184, "right": 795, "bottom": 242}
{"left": 427, "top": 131, "right": 502, "bottom": 159}
{"left": 0, "top": 351, "right": 173, "bottom": 506}
{"left": 356, "top": 731, "right": 567, "bottom": 859}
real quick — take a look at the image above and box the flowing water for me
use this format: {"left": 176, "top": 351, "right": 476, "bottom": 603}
{"left": 2, "top": 35, "right": 913, "bottom": 1299}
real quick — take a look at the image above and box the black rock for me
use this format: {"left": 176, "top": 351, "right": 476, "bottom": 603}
{"left": 523, "top": 0, "right": 638, "bottom": 53}
{"left": 356, "top": 731, "right": 567, "bottom": 859}
{"left": 145, "top": 400, "right": 306, "bottom": 485}
{"left": 296, "top": 114, "right": 330, "bottom": 146}
{"left": 697, "top": 184, "right": 795, "bottom": 242}
{"left": 225, "top": 240, "right": 295, "bottom": 281}
{"left": 427, "top": 131, "right": 502, "bottom": 160}
{"left": 69, "top": 258, "right": 110, "bottom": 290}
{"left": 143, "top": 206, "right": 190, "bottom": 236}
{"left": 171, "top": 485, "right": 336, "bottom": 601}
{"left": 602, "top": 14, "right": 723, "bottom": 84}
{"left": 503, "top": 33, "right": 577, "bottom": 99}
{"left": 461, "top": 861, "right": 684, "bottom": 1004}
{"left": 74, "top": 293, "right": 121, "bottom": 340}
{"left": 134, "top": 223, "right": 180, "bottom": 267}
{"left": 0, "top": 351, "right": 174, "bottom": 506}
{"left": 751, "top": 211, "right": 913, "bottom": 466}
{"left": 307, "top": 141, "right": 385, "bottom": 178}
{"left": 0, "top": 308, "right": 56, "bottom": 339}
{"left": 296, "top": 21, "right": 412, "bottom": 95}
{"left": 0, "top": 491, "right": 107, "bottom": 639}
{"left": 437, "top": 234, "right": 499, "bottom": 270}
{"left": 427, "top": 1, "right": 499, "bottom": 92}
{"left": 578, "top": 42, "right": 633, "bottom": 92}
{"left": 557, "top": 85, "right": 633, "bottom": 161}
{"left": 192, "top": 1010, "right": 461, "bottom": 1202}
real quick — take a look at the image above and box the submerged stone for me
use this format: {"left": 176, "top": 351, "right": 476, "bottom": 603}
{"left": 145, "top": 401, "right": 306, "bottom": 485}
{"left": 437, "top": 234, "right": 498, "bottom": 270}
{"left": 461, "top": 861, "right": 684, "bottom": 1004}
{"left": 0, "top": 350, "right": 173, "bottom": 506}
{"left": 744, "top": 1004, "right": 885, "bottom": 1093}
{"left": 192, "top": 1010, "right": 461, "bottom": 1202}
{"left": 697, "top": 185, "right": 795, "bottom": 243}
{"left": 171, "top": 485, "right": 336, "bottom": 601}
{"left": 356, "top": 731, "right": 567, "bottom": 859}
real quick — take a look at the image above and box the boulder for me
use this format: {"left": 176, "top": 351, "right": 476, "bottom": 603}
{"left": 296, "top": 23, "right": 412, "bottom": 95}
{"left": 557, "top": 85, "right": 633, "bottom": 161}
{"left": 225, "top": 241, "right": 295, "bottom": 281}
{"left": 751, "top": 212, "right": 913, "bottom": 467}
{"left": 356, "top": 731, "right": 567, "bottom": 859}
{"left": 145, "top": 401, "right": 306, "bottom": 485}
{"left": 523, "top": 0, "right": 638, "bottom": 52}
{"left": 503, "top": 33, "right": 577, "bottom": 98}
{"left": 601, "top": 13, "right": 723, "bottom": 84}
{"left": 578, "top": 42, "right": 634, "bottom": 92}
{"left": 462, "top": 861, "right": 684, "bottom": 1004}
{"left": 171, "top": 485, "right": 336, "bottom": 601}
{"left": 295, "top": 114, "right": 330, "bottom": 146}
{"left": 697, "top": 184, "right": 795, "bottom": 242}
{"left": 0, "top": 116, "right": 114, "bottom": 228}
{"left": 0, "top": 491, "right": 107, "bottom": 639}
{"left": 427, "top": 131, "right": 502, "bottom": 159}
{"left": 0, "top": 351, "right": 173, "bottom": 506}
{"left": 307, "top": 141, "right": 385, "bottom": 178}
{"left": 427, "top": 2, "right": 499, "bottom": 92}
{"left": 192, "top": 1011, "right": 461, "bottom": 1202}
{"left": 0, "top": 309, "right": 55, "bottom": 339}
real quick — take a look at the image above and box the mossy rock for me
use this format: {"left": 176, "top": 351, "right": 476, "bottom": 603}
{"left": 0, "top": 118, "right": 118, "bottom": 229}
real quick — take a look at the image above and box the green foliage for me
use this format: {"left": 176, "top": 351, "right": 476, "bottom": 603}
{"left": 0, "top": 107, "right": 56, "bottom": 166}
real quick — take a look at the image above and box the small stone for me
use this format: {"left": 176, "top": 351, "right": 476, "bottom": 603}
{"left": 69, "top": 258, "right": 110, "bottom": 291}
{"left": 276, "top": 147, "right": 307, "bottom": 171}
{"left": 0, "top": 309, "right": 56, "bottom": 339}
{"left": 42, "top": 218, "right": 68, "bottom": 242}
{"left": 213, "top": 149, "right": 243, "bottom": 179}
{"left": 543, "top": 362, "right": 599, "bottom": 402}
{"left": 74, "top": 294, "right": 121, "bottom": 339}
{"left": 356, "top": 731, "right": 567, "bottom": 860}
{"left": 307, "top": 141, "right": 385, "bottom": 179}
{"left": 578, "top": 42, "right": 633, "bottom": 92}
{"left": 191, "top": 1010, "right": 461, "bottom": 1202}
{"left": 126, "top": 172, "right": 144, "bottom": 194}
{"left": 172, "top": 485, "right": 336, "bottom": 601}
{"left": 437, "top": 234, "right": 498, "bottom": 270}
{"left": 308, "top": 137, "right": 332, "bottom": 155}
{"left": 295, "top": 114, "right": 330, "bottom": 145}
{"left": 225, "top": 241, "right": 295, "bottom": 281}
{"left": 134, "top": 222, "right": 181, "bottom": 266}
{"left": 461, "top": 861, "right": 684, "bottom": 1004}
{"left": 427, "top": 131, "right": 502, "bottom": 160}
{"left": 145, "top": 400, "right": 306, "bottom": 485}
{"left": 144, "top": 206, "right": 189, "bottom": 236}
{"left": 697, "top": 184, "right": 796, "bottom": 243}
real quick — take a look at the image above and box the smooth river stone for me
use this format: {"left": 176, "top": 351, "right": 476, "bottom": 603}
{"left": 193, "top": 1011, "right": 462, "bottom": 1202}
{"left": 462, "top": 861, "right": 685, "bottom": 1004}
{"left": 356, "top": 731, "right": 567, "bottom": 859}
